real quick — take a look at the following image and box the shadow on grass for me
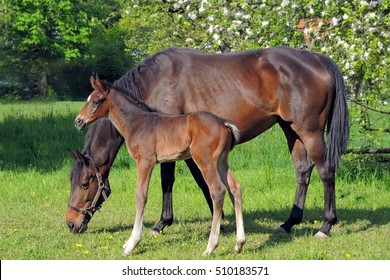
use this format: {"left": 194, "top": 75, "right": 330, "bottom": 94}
{"left": 89, "top": 206, "right": 389, "bottom": 251}
{"left": 226, "top": 206, "right": 389, "bottom": 252}
{"left": 0, "top": 112, "right": 85, "bottom": 171}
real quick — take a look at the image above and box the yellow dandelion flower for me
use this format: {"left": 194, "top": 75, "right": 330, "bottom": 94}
{"left": 345, "top": 253, "right": 351, "bottom": 258}
{"left": 101, "top": 246, "right": 108, "bottom": 250}
{"left": 76, "top": 243, "right": 83, "bottom": 248}
{"left": 84, "top": 250, "right": 89, "bottom": 254}
{"left": 109, "top": 235, "right": 114, "bottom": 239}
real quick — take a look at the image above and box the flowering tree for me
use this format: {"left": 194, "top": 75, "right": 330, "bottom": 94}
{"left": 119, "top": 0, "right": 389, "bottom": 148}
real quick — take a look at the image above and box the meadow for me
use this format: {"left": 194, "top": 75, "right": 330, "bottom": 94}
{"left": 0, "top": 101, "right": 389, "bottom": 260}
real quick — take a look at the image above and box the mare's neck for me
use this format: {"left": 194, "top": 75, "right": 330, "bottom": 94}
{"left": 83, "top": 119, "right": 124, "bottom": 175}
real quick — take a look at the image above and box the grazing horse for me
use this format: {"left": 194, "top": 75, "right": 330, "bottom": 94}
{"left": 67, "top": 46, "right": 348, "bottom": 240}
{"left": 74, "top": 76, "right": 245, "bottom": 255}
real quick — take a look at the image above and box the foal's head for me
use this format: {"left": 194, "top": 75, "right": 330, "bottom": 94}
{"left": 75, "top": 76, "right": 110, "bottom": 130}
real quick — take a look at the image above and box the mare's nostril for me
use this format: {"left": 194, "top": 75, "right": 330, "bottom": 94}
{"left": 67, "top": 222, "right": 75, "bottom": 231}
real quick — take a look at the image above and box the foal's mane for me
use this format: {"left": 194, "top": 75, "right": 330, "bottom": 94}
{"left": 104, "top": 81, "right": 160, "bottom": 113}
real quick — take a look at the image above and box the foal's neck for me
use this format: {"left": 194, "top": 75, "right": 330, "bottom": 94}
{"left": 105, "top": 92, "right": 154, "bottom": 138}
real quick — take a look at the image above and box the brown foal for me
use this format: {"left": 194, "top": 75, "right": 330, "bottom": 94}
{"left": 75, "top": 76, "right": 245, "bottom": 256}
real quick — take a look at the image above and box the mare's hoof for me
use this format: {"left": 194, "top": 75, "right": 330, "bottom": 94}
{"left": 275, "top": 227, "right": 289, "bottom": 235}
{"left": 150, "top": 229, "right": 163, "bottom": 238}
{"left": 314, "top": 231, "right": 329, "bottom": 238}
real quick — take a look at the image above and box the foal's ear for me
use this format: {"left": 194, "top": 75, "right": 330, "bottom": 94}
{"left": 90, "top": 75, "right": 107, "bottom": 95}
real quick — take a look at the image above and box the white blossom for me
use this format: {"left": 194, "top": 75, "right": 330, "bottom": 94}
{"left": 281, "top": 0, "right": 290, "bottom": 7}
{"left": 188, "top": 12, "right": 197, "bottom": 20}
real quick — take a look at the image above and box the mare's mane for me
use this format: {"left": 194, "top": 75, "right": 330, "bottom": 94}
{"left": 113, "top": 47, "right": 180, "bottom": 99}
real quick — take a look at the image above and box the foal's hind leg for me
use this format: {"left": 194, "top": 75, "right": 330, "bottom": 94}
{"left": 226, "top": 169, "right": 245, "bottom": 253}
{"left": 217, "top": 153, "right": 245, "bottom": 253}
{"left": 193, "top": 159, "right": 225, "bottom": 256}
{"left": 278, "top": 123, "right": 314, "bottom": 234}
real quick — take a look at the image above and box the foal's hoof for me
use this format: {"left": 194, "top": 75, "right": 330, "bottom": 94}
{"left": 314, "top": 231, "right": 329, "bottom": 238}
{"left": 234, "top": 244, "right": 243, "bottom": 254}
{"left": 275, "top": 227, "right": 289, "bottom": 235}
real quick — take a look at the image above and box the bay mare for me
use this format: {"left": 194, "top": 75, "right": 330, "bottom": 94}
{"left": 67, "top": 46, "right": 348, "bottom": 241}
{"left": 74, "top": 77, "right": 244, "bottom": 255}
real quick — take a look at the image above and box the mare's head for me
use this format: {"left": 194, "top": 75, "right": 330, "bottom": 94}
{"left": 66, "top": 149, "right": 111, "bottom": 233}
{"left": 75, "top": 76, "right": 110, "bottom": 130}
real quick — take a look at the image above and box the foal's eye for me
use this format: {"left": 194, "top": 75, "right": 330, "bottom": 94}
{"left": 92, "top": 100, "right": 101, "bottom": 106}
{"left": 80, "top": 183, "right": 89, "bottom": 189}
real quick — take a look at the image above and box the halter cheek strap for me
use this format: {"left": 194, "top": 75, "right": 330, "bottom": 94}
{"left": 68, "top": 170, "right": 110, "bottom": 217}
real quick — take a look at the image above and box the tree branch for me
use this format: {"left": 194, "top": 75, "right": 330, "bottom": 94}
{"left": 347, "top": 148, "right": 390, "bottom": 154}
{"left": 349, "top": 100, "right": 390, "bottom": 114}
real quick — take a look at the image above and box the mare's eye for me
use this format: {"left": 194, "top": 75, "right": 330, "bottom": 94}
{"left": 80, "top": 183, "right": 89, "bottom": 189}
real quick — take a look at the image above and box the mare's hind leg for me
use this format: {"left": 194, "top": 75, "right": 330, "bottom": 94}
{"left": 304, "top": 134, "right": 337, "bottom": 237}
{"left": 151, "top": 162, "right": 175, "bottom": 235}
{"left": 295, "top": 130, "right": 337, "bottom": 237}
{"left": 278, "top": 123, "right": 314, "bottom": 234}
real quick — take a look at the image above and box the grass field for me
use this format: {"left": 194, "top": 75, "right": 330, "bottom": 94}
{"left": 0, "top": 101, "right": 389, "bottom": 260}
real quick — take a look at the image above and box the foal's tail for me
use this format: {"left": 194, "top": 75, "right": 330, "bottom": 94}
{"left": 319, "top": 55, "right": 349, "bottom": 171}
{"left": 224, "top": 121, "right": 241, "bottom": 150}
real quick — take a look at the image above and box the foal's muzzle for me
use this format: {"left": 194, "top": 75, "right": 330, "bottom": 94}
{"left": 75, "top": 117, "right": 85, "bottom": 130}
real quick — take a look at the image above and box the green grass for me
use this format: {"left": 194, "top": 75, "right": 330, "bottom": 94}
{"left": 0, "top": 101, "right": 389, "bottom": 260}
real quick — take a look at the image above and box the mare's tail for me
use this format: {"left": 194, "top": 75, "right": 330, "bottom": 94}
{"left": 319, "top": 55, "right": 349, "bottom": 171}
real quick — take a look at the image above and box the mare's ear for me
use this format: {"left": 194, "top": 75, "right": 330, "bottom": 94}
{"left": 68, "top": 148, "right": 89, "bottom": 166}
{"left": 77, "top": 150, "right": 90, "bottom": 166}
{"left": 68, "top": 149, "right": 78, "bottom": 161}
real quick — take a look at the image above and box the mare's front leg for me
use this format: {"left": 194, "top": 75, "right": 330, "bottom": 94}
{"left": 151, "top": 162, "right": 176, "bottom": 235}
{"left": 123, "top": 160, "right": 155, "bottom": 256}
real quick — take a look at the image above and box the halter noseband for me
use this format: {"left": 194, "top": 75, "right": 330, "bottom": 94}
{"left": 68, "top": 156, "right": 110, "bottom": 217}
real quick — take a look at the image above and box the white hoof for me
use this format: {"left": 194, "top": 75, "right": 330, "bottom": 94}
{"left": 234, "top": 243, "right": 243, "bottom": 254}
{"left": 275, "top": 227, "right": 288, "bottom": 235}
{"left": 150, "top": 229, "right": 162, "bottom": 238}
{"left": 202, "top": 249, "right": 212, "bottom": 256}
{"left": 314, "top": 231, "right": 329, "bottom": 238}
{"left": 123, "top": 243, "right": 134, "bottom": 256}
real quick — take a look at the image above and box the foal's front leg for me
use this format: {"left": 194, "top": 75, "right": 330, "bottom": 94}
{"left": 123, "top": 160, "right": 155, "bottom": 256}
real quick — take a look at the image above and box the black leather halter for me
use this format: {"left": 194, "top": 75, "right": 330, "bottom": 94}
{"left": 68, "top": 156, "right": 110, "bottom": 217}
